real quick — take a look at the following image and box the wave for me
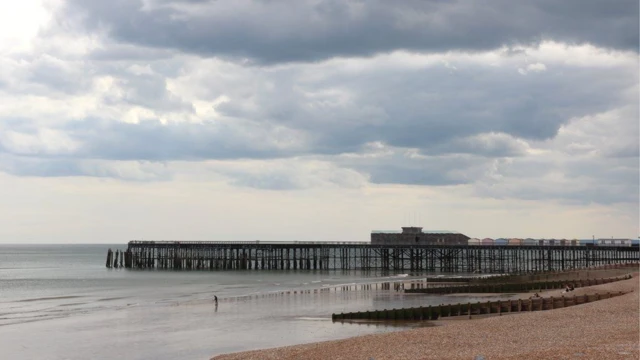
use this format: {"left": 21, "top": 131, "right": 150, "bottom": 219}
{"left": 296, "top": 317, "right": 330, "bottom": 321}
{"left": 18, "top": 295, "right": 84, "bottom": 303}
{"left": 57, "top": 302, "right": 87, "bottom": 307}
{"left": 0, "top": 266, "right": 59, "bottom": 270}
{"left": 329, "top": 282, "right": 357, "bottom": 288}
{"left": 390, "top": 274, "right": 409, "bottom": 278}
{"left": 96, "top": 297, "right": 129, "bottom": 302}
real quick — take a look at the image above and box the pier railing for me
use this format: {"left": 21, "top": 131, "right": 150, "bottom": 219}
{"left": 128, "top": 240, "right": 370, "bottom": 245}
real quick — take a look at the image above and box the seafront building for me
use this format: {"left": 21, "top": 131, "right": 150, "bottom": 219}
{"left": 370, "top": 227, "right": 469, "bottom": 245}
{"left": 597, "top": 238, "right": 633, "bottom": 246}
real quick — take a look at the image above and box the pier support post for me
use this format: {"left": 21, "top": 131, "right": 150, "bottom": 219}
{"left": 105, "top": 249, "right": 112, "bottom": 268}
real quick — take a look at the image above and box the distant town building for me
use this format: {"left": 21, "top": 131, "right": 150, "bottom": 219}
{"left": 371, "top": 227, "right": 469, "bottom": 245}
{"left": 597, "top": 238, "right": 632, "bottom": 246}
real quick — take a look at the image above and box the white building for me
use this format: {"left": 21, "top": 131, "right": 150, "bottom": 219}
{"left": 597, "top": 238, "right": 632, "bottom": 246}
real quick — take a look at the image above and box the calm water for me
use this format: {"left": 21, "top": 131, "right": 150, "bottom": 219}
{"left": 0, "top": 244, "right": 504, "bottom": 360}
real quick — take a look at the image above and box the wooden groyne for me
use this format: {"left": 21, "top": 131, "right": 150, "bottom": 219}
{"left": 407, "top": 263, "right": 639, "bottom": 284}
{"left": 463, "top": 263, "right": 638, "bottom": 284}
{"left": 405, "top": 275, "right": 632, "bottom": 294}
{"left": 112, "top": 241, "right": 639, "bottom": 272}
{"left": 332, "top": 291, "right": 630, "bottom": 322}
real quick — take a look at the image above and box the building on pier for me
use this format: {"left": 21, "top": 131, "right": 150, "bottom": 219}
{"left": 370, "top": 227, "right": 469, "bottom": 245}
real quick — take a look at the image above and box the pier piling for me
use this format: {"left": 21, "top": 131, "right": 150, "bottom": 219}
{"left": 110, "top": 241, "right": 639, "bottom": 272}
{"left": 105, "top": 248, "right": 112, "bottom": 268}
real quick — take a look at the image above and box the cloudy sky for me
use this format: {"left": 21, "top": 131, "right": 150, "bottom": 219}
{"left": 0, "top": 0, "right": 638, "bottom": 243}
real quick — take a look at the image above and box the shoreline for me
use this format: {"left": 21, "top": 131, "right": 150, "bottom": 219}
{"left": 213, "top": 272, "right": 639, "bottom": 360}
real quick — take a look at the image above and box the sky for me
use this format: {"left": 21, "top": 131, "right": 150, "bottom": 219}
{"left": 0, "top": 0, "right": 638, "bottom": 244}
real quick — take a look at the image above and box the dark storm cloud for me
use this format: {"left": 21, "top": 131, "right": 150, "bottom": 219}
{"left": 26, "top": 56, "right": 92, "bottom": 95}
{"left": 62, "top": 0, "right": 639, "bottom": 63}
{"left": 108, "top": 73, "right": 194, "bottom": 112}
{"left": 209, "top": 59, "right": 633, "bottom": 158}
{"left": 3, "top": 54, "right": 632, "bottom": 164}
{"left": 0, "top": 118, "right": 40, "bottom": 135}
{"left": 0, "top": 55, "right": 92, "bottom": 96}
{"left": 88, "top": 44, "right": 176, "bottom": 62}
{"left": 474, "top": 155, "right": 639, "bottom": 205}
{"left": 54, "top": 118, "right": 303, "bottom": 161}
{"left": 477, "top": 183, "right": 636, "bottom": 205}
{"left": 228, "top": 171, "right": 303, "bottom": 190}
{"left": 0, "top": 156, "right": 84, "bottom": 177}
{"left": 0, "top": 154, "right": 172, "bottom": 181}
{"left": 356, "top": 156, "right": 484, "bottom": 186}
{"left": 427, "top": 134, "right": 528, "bottom": 157}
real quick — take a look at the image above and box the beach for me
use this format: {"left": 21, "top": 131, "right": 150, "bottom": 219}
{"left": 2, "top": 245, "right": 637, "bottom": 359}
{"left": 3, "top": 245, "right": 506, "bottom": 360}
{"left": 214, "top": 272, "right": 640, "bottom": 360}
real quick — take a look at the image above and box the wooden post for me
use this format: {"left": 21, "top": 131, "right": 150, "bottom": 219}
{"left": 105, "top": 249, "right": 112, "bottom": 268}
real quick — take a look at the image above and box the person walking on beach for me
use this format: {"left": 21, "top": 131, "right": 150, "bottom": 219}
{"left": 214, "top": 295, "right": 218, "bottom": 306}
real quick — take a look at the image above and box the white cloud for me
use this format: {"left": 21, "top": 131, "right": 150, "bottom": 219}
{"left": 518, "top": 62, "right": 547, "bottom": 75}
{"left": 0, "top": 128, "right": 80, "bottom": 155}
{"left": 0, "top": 0, "right": 54, "bottom": 54}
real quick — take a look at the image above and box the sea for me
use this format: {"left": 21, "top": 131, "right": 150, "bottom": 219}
{"left": 0, "top": 244, "right": 508, "bottom": 360}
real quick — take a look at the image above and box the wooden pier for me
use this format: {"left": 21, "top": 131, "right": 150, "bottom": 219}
{"left": 109, "top": 241, "right": 640, "bottom": 273}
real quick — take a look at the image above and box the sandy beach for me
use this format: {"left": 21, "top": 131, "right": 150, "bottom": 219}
{"left": 214, "top": 272, "right": 639, "bottom": 360}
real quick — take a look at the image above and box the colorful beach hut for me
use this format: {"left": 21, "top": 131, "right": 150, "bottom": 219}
{"left": 508, "top": 238, "right": 522, "bottom": 246}
{"left": 494, "top": 238, "right": 508, "bottom": 246}
{"left": 481, "top": 238, "right": 494, "bottom": 246}
{"left": 467, "top": 238, "right": 481, "bottom": 246}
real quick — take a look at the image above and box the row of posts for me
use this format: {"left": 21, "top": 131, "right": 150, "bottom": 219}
{"left": 105, "top": 249, "right": 132, "bottom": 268}
{"left": 332, "top": 291, "right": 626, "bottom": 321}
{"left": 405, "top": 275, "right": 632, "bottom": 294}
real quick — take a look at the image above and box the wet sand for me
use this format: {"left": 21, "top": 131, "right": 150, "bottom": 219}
{"left": 214, "top": 272, "right": 639, "bottom": 360}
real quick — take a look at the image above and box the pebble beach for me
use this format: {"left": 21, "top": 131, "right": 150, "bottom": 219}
{"left": 214, "top": 272, "right": 639, "bottom": 360}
